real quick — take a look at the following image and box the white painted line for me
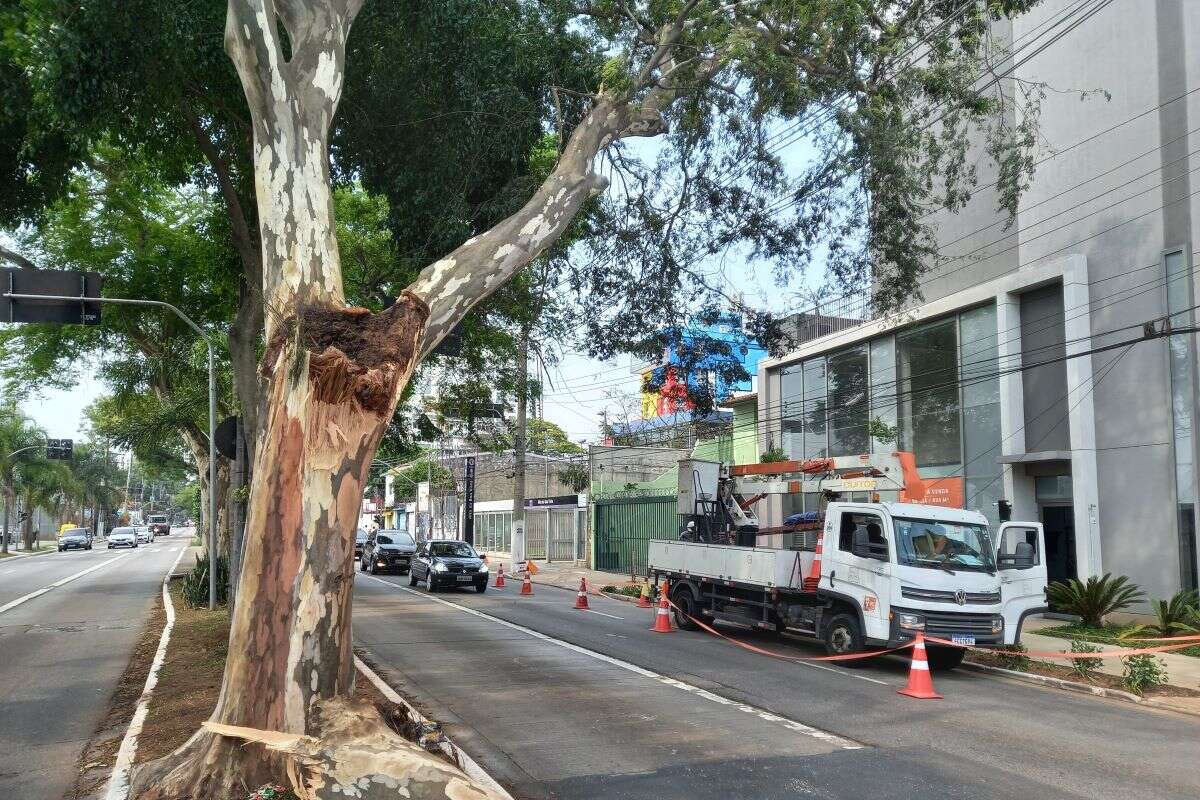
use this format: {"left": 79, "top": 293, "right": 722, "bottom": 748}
{"left": 585, "top": 608, "right": 624, "bottom": 620}
{"left": 361, "top": 575, "right": 863, "bottom": 750}
{"left": 105, "top": 546, "right": 188, "bottom": 800}
{"left": 354, "top": 655, "right": 515, "bottom": 799}
{"left": 0, "top": 555, "right": 129, "bottom": 615}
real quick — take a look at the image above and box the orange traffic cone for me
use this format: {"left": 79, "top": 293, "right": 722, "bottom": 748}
{"left": 650, "top": 584, "right": 673, "bottom": 633}
{"left": 519, "top": 571, "right": 534, "bottom": 596}
{"left": 636, "top": 579, "right": 653, "bottom": 609}
{"left": 574, "top": 578, "right": 590, "bottom": 610}
{"left": 897, "top": 633, "right": 943, "bottom": 699}
{"left": 494, "top": 564, "right": 506, "bottom": 589}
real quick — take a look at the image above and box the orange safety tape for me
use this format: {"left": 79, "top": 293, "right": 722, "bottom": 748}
{"left": 924, "top": 635, "right": 1200, "bottom": 659}
{"left": 666, "top": 598, "right": 916, "bottom": 662}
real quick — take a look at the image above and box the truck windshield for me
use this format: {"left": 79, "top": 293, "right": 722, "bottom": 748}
{"left": 893, "top": 518, "right": 996, "bottom": 572}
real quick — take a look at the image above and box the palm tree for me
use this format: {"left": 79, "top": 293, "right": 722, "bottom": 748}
{"left": 19, "top": 458, "right": 75, "bottom": 549}
{"left": 0, "top": 406, "right": 49, "bottom": 554}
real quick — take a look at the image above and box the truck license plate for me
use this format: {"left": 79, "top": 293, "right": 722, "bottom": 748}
{"left": 456, "top": 574, "right": 473, "bottom": 582}
{"left": 951, "top": 635, "right": 975, "bottom": 646}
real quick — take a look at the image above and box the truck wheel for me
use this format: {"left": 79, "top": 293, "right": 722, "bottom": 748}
{"left": 669, "top": 585, "right": 699, "bottom": 631}
{"left": 926, "top": 646, "right": 966, "bottom": 671}
{"left": 823, "top": 613, "right": 863, "bottom": 657}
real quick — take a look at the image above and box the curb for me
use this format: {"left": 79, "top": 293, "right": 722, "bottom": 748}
{"left": 600, "top": 589, "right": 644, "bottom": 605}
{"left": 104, "top": 545, "right": 189, "bottom": 800}
{"left": 354, "top": 652, "right": 515, "bottom": 800}
{"left": 961, "top": 661, "right": 1200, "bottom": 717}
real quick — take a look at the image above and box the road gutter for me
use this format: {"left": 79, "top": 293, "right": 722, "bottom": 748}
{"left": 353, "top": 653, "right": 515, "bottom": 800}
{"left": 104, "top": 545, "right": 188, "bottom": 800}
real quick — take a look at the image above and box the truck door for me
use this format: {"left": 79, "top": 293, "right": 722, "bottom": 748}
{"left": 996, "top": 522, "right": 1048, "bottom": 645}
{"left": 829, "top": 508, "right": 891, "bottom": 641}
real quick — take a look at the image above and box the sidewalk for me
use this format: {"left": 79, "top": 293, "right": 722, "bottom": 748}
{"left": 1021, "top": 615, "right": 1200, "bottom": 689}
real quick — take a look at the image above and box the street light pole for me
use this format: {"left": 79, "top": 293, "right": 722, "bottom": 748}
{"left": 3, "top": 291, "right": 220, "bottom": 609}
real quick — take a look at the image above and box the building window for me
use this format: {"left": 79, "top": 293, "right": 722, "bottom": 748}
{"left": 781, "top": 364, "right": 804, "bottom": 460}
{"left": 960, "top": 303, "right": 1002, "bottom": 525}
{"left": 1166, "top": 249, "right": 1199, "bottom": 591}
{"left": 869, "top": 337, "right": 897, "bottom": 453}
{"left": 801, "top": 357, "right": 828, "bottom": 459}
{"left": 898, "top": 318, "right": 961, "bottom": 475}
{"left": 827, "top": 345, "right": 869, "bottom": 456}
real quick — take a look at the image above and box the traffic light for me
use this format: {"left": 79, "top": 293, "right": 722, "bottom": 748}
{"left": 997, "top": 499, "right": 1012, "bottom": 522}
{"left": 46, "top": 438, "right": 73, "bottom": 460}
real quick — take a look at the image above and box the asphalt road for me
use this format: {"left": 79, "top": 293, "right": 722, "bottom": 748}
{"left": 0, "top": 532, "right": 191, "bottom": 800}
{"left": 354, "top": 571, "right": 1200, "bottom": 800}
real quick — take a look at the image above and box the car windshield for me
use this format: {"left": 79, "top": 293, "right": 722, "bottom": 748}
{"left": 383, "top": 531, "right": 413, "bottom": 545}
{"left": 149, "top": 516, "right": 166, "bottom": 523}
{"left": 431, "top": 541, "right": 476, "bottom": 558}
{"left": 64, "top": 531, "right": 86, "bottom": 538}
{"left": 894, "top": 518, "right": 996, "bottom": 572}
{"left": 112, "top": 529, "right": 133, "bottom": 536}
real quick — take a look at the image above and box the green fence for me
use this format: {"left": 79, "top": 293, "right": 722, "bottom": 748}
{"left": 592, "top": 494, "right": 680, "bottom": 575}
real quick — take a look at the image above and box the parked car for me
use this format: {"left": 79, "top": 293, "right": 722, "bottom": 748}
{"left": 108, "top": 527, "right": 139, "bottom": 549}
{"left": 136, "top": 527, "right": 154, "bottom": 544}
{"left": 58, "top": 528, "right": 92, "bottom": 552}
{"left": 147, "top": 514, "right": 171, "bottom": 536}
{"left": 354, "top": 528, "right": 369, "bottom": 559}
{"left": 361, "top": 530, "right": 418, "bottom": 575}
{"left": 408, "top": 540, "right": 488, "bottom": 592}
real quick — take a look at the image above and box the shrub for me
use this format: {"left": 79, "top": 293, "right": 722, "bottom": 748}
{"left": 182, "top": 552, "right": 229, "bottom": 609}
{"left": 1122, "top": 654, "right": 1168, "bottom": 695}
{"left": 247, "top": 785, "right": 298, "bottom": 800}
{"left": 1068, "top": 639, "right": 1103, "bottom": 680}
{"left": 996, "top": 643, "right": 1031, "bottom": 671}
{"left": 1044, "top": 573, "right": 1144, "bottom": 627}
{"left": 1149, "top": 589, "right": 1200, "bottom": 637}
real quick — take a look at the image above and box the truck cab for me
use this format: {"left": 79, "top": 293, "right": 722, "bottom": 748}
{"left": 816, "top": 502, "right": 1047, "bottom": 665}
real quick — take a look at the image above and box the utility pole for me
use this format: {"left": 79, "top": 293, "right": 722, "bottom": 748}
{"left": 425, "top": 456, "right": 432, "bottom": 541}
{"left": 511, "top": 325, "right": 529, "bottom": 564}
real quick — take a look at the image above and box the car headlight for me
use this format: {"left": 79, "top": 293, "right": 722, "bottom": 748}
{"left": 991, "top": 616, "right": 1004, "bottom": 635}
{"left": 897, "top": 612, "right": 926, "bottom": 631}
{"left": 432, "top": 561, "right": 448, "bottom": 573}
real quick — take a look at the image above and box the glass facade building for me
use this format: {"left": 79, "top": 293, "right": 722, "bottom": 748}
{"left": 777, "top": 303, "right": 1003, "bottom": 524}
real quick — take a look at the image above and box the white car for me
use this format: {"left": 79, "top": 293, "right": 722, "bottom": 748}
{"left": 136, "top": 527, "right": 154, "bottom": 544}
{"left": 107, "top": 527, "right": 139, "bottom": 549}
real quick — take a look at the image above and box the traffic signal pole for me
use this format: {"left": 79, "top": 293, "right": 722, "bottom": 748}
{"left": 3, "top": 292, "right": 219, "bottom": 609}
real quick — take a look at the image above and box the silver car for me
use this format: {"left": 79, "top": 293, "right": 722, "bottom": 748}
{"left": 136, "top": 526, "right": 154, "bottom": 544}
{"left": 108, "top": 527, "right": 138, "bottom": 549}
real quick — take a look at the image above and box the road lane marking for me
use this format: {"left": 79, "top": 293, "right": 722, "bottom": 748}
{"left": 105, "top": 546, "right": 188, "bottom": 800}
{"left": 361, "top": 574, "right": 863, "bottom": 750}
{"left": 585, "top": 608, "right": 624, "bottom": 620}
{"left": 0, "top": 555, "right": 130, "bottom": 615}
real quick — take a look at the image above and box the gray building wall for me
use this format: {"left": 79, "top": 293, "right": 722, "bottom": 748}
{"left": 1019, "top": 283, "right": 1069, "bottom": 452}
{"left": 916, "top": 0, "right": 1198, "bottom": 601}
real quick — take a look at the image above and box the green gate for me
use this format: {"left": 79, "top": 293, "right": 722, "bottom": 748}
{"left": 592, "top": 494, "right": 679, "bottom": 575}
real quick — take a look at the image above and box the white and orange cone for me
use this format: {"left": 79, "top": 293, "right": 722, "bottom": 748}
{"left": 519, "top": 570, "right": 534, "bottom": 596}
{"left": 897, "top": 632, "right": 943, "bottom": 699}
{"left": 651, "top": 583, "right": 673, "bottom": 633}
{"left": 636, "top": 579, "right": 653, "bottom": 609}
{"left": 573, "top": 577, "right": 590, "bottom": 610}
{"left": 494, "top": 563, "right": 506, "bottom": 589}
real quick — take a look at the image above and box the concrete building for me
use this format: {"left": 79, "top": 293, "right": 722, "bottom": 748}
{"left": 757, "top": 0, "right": 1199, "bottom": 602}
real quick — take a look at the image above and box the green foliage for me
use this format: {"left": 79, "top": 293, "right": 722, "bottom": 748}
{"left": 246, "top": 783, "right": 299, "bottom": 800}
{"left": 558, "top": 463, "right": 590, "bottom": 494}
{"left": 182, "top": 552, "right": 229, "bottom": 609}
{"left": 760, "top": 447, "right": 787, "bottom": 463}
{"left": 996, "top": 642, "right": 1031, "bottom": 671}
{"left": 1068, "top": 639, "right": 1103, "bottom": 680}
{"left": 1044, "top": 574, "right": 1145, "bottom": 628}
{"left": 868, "top": 417, "right": 899, "bottom": 446}
{"left": 387, "top": 457, "right": 455, "bottom": 504}
{"left": 174, "top": 483, "right": 200, "bottom": 524}
{"left": 1121, "top": 654, "right": 1168, "bottom": 695}
{"left": 1148, "top": 590, "right": 1200, "bottom": 637}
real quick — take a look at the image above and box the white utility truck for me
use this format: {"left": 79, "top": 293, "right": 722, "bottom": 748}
{"left": 648, "top": 456, "right": 1049, "bottom": 670}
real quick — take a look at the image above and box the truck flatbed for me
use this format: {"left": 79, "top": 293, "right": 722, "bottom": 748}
{"left": 648, "top": 540, "right": 815, "bottom": 591}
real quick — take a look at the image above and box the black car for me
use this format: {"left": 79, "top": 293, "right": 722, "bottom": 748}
{"left": 360, "top": 529, "right": 417, "bottom": 575}
{"left": 354, "top": 528, "right": 369, "bottom": 559}
{"left": 408, "top": 540, "right": 488, "bottom": 593}
{"left": 58, "top": 528, "right": 92, "bottom": 551}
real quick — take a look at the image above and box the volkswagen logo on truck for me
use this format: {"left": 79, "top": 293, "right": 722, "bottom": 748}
{"left": 954, "top": 589, "right": 967, "bottom": 606}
